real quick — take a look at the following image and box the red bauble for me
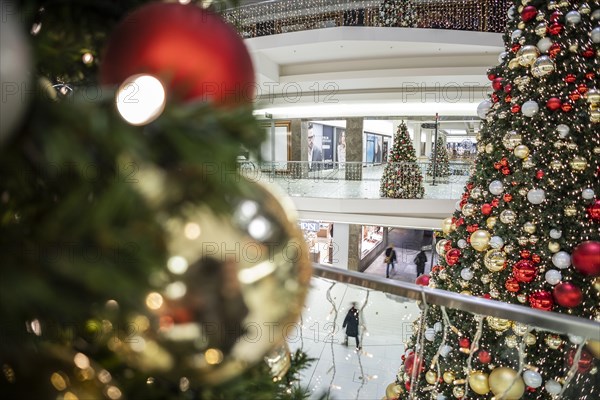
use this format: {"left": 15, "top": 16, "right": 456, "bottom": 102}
{"left": 491, "top": 198, "right": 500, "bottom": 207}
{"left": 549, "top": 43, "right": 562, "bottom": 58}
{"left": 504, "top": 83, "right": 513, "bottom": 93}
{"left": 548, "top": 22, "right": 564, "bottom": 36}
{"left": 405, "top": 381, "right": 411, "bottom": 390}
{"left": 491, "top": 93, "right": 500, "bottom": 103}
{"left": 567, "top": 349, "right": 594, "bottom": 373}
{"left": 513, "top": 259, "right": 538, "bottom": 283}
{"left": 569, "top": 91, "right": 581, "bottom": 101}
{"left": 503, "top": 193, "right": 513, "bottom": 202}
{"left": 478, "top": 350, "right": 492, "bottom": 364}
{"left": 482, "top": 293, "right": 491, "bottom": 299}
{"left": 494, "top": 162, "right": 502, "bottom": 170}
{"left": 466, "top": 224, "right": 479, "bottom": 233}
{"left": 445, "top": 249, "right": 461, "bottom": 266}
{"left": 536, "top": 170, "right": 545, "bottom": 179}
{"left": 505, "top": 95, "right": 513, "bottom": 103}
{"left": 505, "top": 278, "right": 520, "bottom": 292}
{"left": 589, "top": 201, "right": 600, "bottom": 221}
{"left": 546, "top": 97, "right": 562, "bottom": 111}
{"left": 572, "top": 241, "right": 600, "bottom": 277}
{"left": 511, "top": 104, "right": 521, "bottom": 113}
{"left": 467, "top": 182, "right": 474, "bottom": 190}
{"left": 492, "top": 77, "right": 504, "bottom": 91}
{"left": 521, "top": 5, "right": 538, "bottom": 22}
{"left": 553, "top": 282, "right": 583, "bottom": 308}
{"left": 444, "top": 241, "right": 453, "bottom": 252}
{"left": 100, "top": 3, "right": 255, "bottom": 106}
{"left": 565, "top": 74, "right": 577, "bottom": 84}
{"left": 577, "top": 84, "right": 588, "bottom": 94}
{"left": 415, "top": 274, "right": 430, "bottom": 286}
{"left": 561, "top": 102, "right": 573, "bottom": 112}
{"left": 520, "top": 250, "right": 531, "bottom": 258}
{"left": 502, "top": 167, "right": 511, "bottom": 175}
{"left": 481, "top": 204, "right": 492, "bottom": 215}
{"left": 550, "top": 11, "right": 563, "bottom": 23}
{"left": 532, "top": 254, "right": 541, "bottom": 264}
{"left": 582, "top": 48, "right": 595, "bottom": 58}
{"left": 529, "top": 291, "right": 554, "bottom": 311}
{"left": 500, "top": 158, "right": 509, "bottom": 167}
{"left": 459, "top": 337, "right": 471, "bottom": 348}
{"left": 586, "top": 72, "right": 596, "bottom": 80}
{"left": 404, "top": 353, "right": 423, "bottom": 376}
{"left": 487, "top": 73, "right": 497, "bottom": 81}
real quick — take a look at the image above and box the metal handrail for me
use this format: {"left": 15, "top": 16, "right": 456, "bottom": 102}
{"left": 312, "top": 263, "right": 600, "bottom": 338}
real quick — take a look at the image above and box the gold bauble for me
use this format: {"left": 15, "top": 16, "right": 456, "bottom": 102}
{"left": 426, "top": 370, "right": 438, "bottom": 384}
{"left": 529, "top": 235, "right": 539, "bottom": 245}
{"left": 471, "top": 188, "right": 483, "bottom": 199}
{"left": 594, "top": 147, "right": 600, "bottom": 155}
{"left": 487, "top": 317, "right": 512, "bottom": 332}
{"left": 481, "top": 274, "right": 492, "bottom": 284}
{"left": 525, "top": 333, "right": 537, "bottom": 346}
{"left": 518, "top": 187, "right": 528, "bottom": 196}
{"left": 512, "top": 322, "right": 528, "bottom": 336}
{"left": 504, "top": 244, "right": 515, "bottom": 254}
{"left": 548, "top": 241, "right": 561, "bottom": 253}
{"left": 518, "top": 236, "right": 529, "bottom": 246}
{"left": 484, "top": 249, "right": 507, "bottom": 272}
{"left": 477, "top": 143, "right": 486, "bottom": 153}
{"left": 569, "top": 44, "right": 579, "bottom": 53}
{"left": 486, "top": 216, "right": 498, "bottom": 229}
{"left": 594, "top": 277, "right": 600, "bottom": 293}
{"left": 564, "top": 205, "right": 577, "bottom": 216}
{"left": 471, "top": 230, "right": 492, "bottom": 252}
{"left": 461, "top": 290, "right": 473, "bottom": 296}
{"left": 500, "top": 210, "right": 517, "bottom": 224}
{"left": 591, "top": 110, "right": 600, "bottom": 124}
{"left": 504, "top": 335, "right": 518, "bottom": 348}
{"left": 438, "top": 269, "right": 448, "bottom": 280}
{"left": 587, "top": 88, "right": 600, "bottom": 104}
{"left": 523, "top": 222, "right": 536, "bottom": 234}
{"left": 517, "top": 293, "right": 527, "bottom": 303}
{"left": 489, "top": 367, "right": 525, "bottom": 400}
{"left": 502, "top": 131, "right": 522, "bottom": 150}
{"left": 531, "top": 56, "right": 555, "bottom": 78}
{"left": 535, "top": 22, "right": 547, "bottom": 36}
{"left": 385, "top": 382, "right": 403, "bottom": 398}
{"left": 453, "top": 386, "right": 466, "bottom": 398}
{"left": 490, "top": 288, "right": 500, "bottom": 298}
{"left": 514, "top": 145, "right": 530, "bottom": 159}
{"left": 485, "top": 143, "right": 494, "bottom": 153}
{"left": 436, "top": 238, "right": 449, "bottom": 256}
{"left": 462, "top": 203, "right": 477, "bottom": 217}
{"left": 586, "top": 340, "right": 600, "bottom": 359}
{"left": 517, "top": 45, "right": 540, "bottom": 66}
{"left": 545, "top": 334, "right": 563, "bottom": 350}
{"left": 508, "top": 58, "right": 520, "bottom": 70}
{"left": 570, "top": 156, "right": 587, "bottom": 171}
{"left": 566, "top": 142, "right": 578, "bottom": 150}
{"left": 522, "top": 157, "right": 535, "bottom": 169}
{"left": 469, "top": 371, "right": 491, "bottom": 395}
{"left": 442, "top": 217, "right": 454, "bottom": 235}
{"left": 443, "top": 371, "right": 456, "bottom": 384}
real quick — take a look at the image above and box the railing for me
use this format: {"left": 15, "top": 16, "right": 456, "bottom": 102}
{"left": 222, "top": 0, "right": 510, "bottom": 38}
{"left": 238, "top": 160, "right": 473, "bottom": 199}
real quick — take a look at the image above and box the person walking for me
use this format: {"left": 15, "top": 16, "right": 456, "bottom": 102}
{"left": 414, "top": 249, "right": 428, "bottom": 277}
{"left": 342, "top": 302, "right": 361, "bottom": 350}
{"left": 384, "top": 244, "right": 397, "bottom": 278}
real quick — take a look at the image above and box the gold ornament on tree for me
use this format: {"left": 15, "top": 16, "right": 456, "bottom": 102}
{"left": 517, "top": 45, "right": 540, "bottom": 66}
{"left": 470, "top": 230, "right": 491, "bottom": 251}
{"left": 426, "top": 370, "right": 438, "bottom": 384}
{"left": 469, "top": 371, "right": 491, "bottom": 395}
{"left": 484, "top": 249, "right": 507, "bottom": 272}
{"left": 489, "top": 367, "right": 525, "bottom": 399}
{"left": 385, "top": 382, "right": 403, "bottom": 398}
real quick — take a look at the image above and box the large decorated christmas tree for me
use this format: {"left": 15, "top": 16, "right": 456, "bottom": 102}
{"left": 380, "top": 121, "right": 425, "bottom": 199}
{"left": 426, "top": 137, "right": 451, "bottom": 179}
{"left": 394, "top": 0, "right": 600, "bottom": 399}
{"left": 0, "top": 1, "right": 313, "bottom": 399}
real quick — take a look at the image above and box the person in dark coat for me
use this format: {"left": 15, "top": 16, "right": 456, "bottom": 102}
{"left": 414, "top": 249, "right": 428, "bottom": 277}
{"left": 342, "top": 302, "right": 360, "bottom": 350}
{"left": 384, "top": 244, "right": 397, "bottom": 278}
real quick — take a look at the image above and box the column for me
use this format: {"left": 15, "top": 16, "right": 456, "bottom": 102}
{"left": 424, "top": 129, "right": 433, "bottom": 158}
{"left": 411, "top": 122, "right": 422, "bottom": 159}
{"left": 331, "top": 223, "right": 349, "bottom": 270}
{"left": 290, "top": 119, "right": 305, "bottom": 178}
{"left": 345, "top": 117, "right": 364, "bottom": 181}
{"left": 347, "top": 224, "right": 362, "bottom": 272}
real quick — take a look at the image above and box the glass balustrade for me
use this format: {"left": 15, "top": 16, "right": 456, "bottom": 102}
{"left": 238, "top": 160, "right": 473, "bottom": 199}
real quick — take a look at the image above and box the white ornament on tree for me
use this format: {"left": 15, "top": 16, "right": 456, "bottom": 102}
{"left": 477, "top": 100, "right": 492, "bottom": 119}
{"left": 527, "top": 188, "right": 546, "bottom": 204}
{"left": 537, "top": 37, "right": 553, "bottom": 53}
{"left": 545, "top": 380, "right": 562, "bottom": 395}
{"left": 582, "top": 188, "right": 595, "bottom": 199}
{"left": 522, "top": 100, "right": 540, "bottom": 117}
{"left": 490, "top": 236, "right": 504, "bottom": 249}
{"left": 550, "top": 229, "right": 562, "bottom": 239}
{"left": 551, "top": 251, "right": 571, "bottom": 269}
{"left": 489, "top": 180, "right": 504, "bottom": 195}
{"left": 545, "top": 269, "right": 562, "bottom": 285}
{"left": 556, "top": 124, "right": 570, "bottom": 138}
{"left": 523, "top": 370, "right": 543, "bottom": 388}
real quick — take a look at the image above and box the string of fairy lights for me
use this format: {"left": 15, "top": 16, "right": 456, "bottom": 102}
{"left": 222, "top": 0, "right": 510, "bottom": 37}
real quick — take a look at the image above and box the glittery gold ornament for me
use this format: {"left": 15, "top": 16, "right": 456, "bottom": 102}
{"left": 586, "top": 340, "right": 600, "bottom": 359}
{"left": 566, "top": 142, "right": 578, "bottom": 150}
{"left": 570, "top": 156, "right": 587, "bottom": 171}
{"left": 517, "top": 293, "right": 528, "bottom": 303}
{"left": 504, "top": 244, "right": 515, "bottom": 254}
{"left": 525, "top": 333, "right": 537, "bottom": 346}
{"left": 512, "top": 322, "right": 528, "bottom": 336}
{"left": 489, "top": 368, "right": 525, "bottom": 399}
{"left": 529, "top": 235, "right": 539, "bottom": 245}
{"left": 591, "top": 110, "right": 600, "bottom": 124}
{"left": 485, "top": 143, "right": 494, "bottom": 153}
{"left": 548, "top": 241, "right": 561, "bottom": 253}
{"left": 426, "top": 370, "right": 438, "bottom": 385}
{"left": 587, "top": 88, "right": 600, "bottom": 104}
{"left": 518, "top": 187, "right": 529, "bottom": 196}
{"left": 502, "top": 132, "right": 522, "bottom": 150}
{"left": 550, "top": 160, "right": 563, "bottom": 170}
{"left": 514, "top": 145, "right": 530, "bottom": 159}
{"left": 481, "top": 274, "right": 492, "bottom": 284}
{"left": 438, "top": 270, "right": 448, "bottom": 280}
{"left": 443, "top": 371, "right": 456, "bottom": 384}
{"left": 594, "top": 147, "right": 600, "bottom": 155}
{"left": 484, "top": 249, "right": 506, "bottom": 272}
{"left": 517, "top": 45, "right": 540, "bottom": 66}
{"left": 469, "top": 371, "right": 491, "bottom": 395}
{"left": 535, "top": 22, "right": 547, "bottom": 35}
{"left": 522, "top": 158, "right": 535, "bottom": 169}
{"left": 453, "top": 386, "right": 465, "bottom": 398}
{"left": 471, "top": 188, "right": 483, "bottom": 200}
{"left": 436, "top": 239, "right": 449, "bottom": 256}
{"left": 486, "top": 217, "right": 498, "bottom": 229}
{"left": 593, "top": 277, "right": 600, "bottom": 293}
{"left": 487, "top": 317, "right": 512, "bottom": 332}
{"left": 490, "top": 288, "right": 500, "bottom": 298}
{"left": 523, "top": 222, "right": 536, "bottom": 234}
{"left": 471, "top": 230, "right": 492, "bottom": 252}
{"left": 564, "top": 205, "right": 577, "bottom": 216}
{"left": 508, "top": 58, "right": 520, "bottom": 70}
{"left": 531, "top": 56, "right": 555, "bottom": 77}
{"left": 500, "top": 210, "right": 517, "bottom": 224}
{"left": 545, "top": 334, "right": 563, "bottom": 350}
{"left": 442, "top": 217, "right": 454, "bottom": 235}
{"left": 385, "top": 382, "right": 403, "bottom": 398}
{"left": 462, "top": 203, "right": 477, "bottom": 217}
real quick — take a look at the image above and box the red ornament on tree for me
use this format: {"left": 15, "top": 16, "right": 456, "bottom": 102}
{"left": 466, "top": 224, "right": 479, "bottom": 233}
{"left": 520, "top": 250, "right": 531, "bottom": 259}
{"left": 548, "top": 22, "right": 564, "bottom": 36}
{"left": 536, "top": 170, "right": 545, "bottom": 179}
{"left": 572, "top": 241, "right": 600, "bottom": 277}
{"left": 492, "top": 77, "right": 504, "bottom": 91}
{"left": 487, "top": 73, "right": 497, "bottom": 81}
{"left": 511, "top": 104, "right": 521, "bottom": 113}
{"left": 532, "top": 254, "right": 541, "bottom": 264}
{"left": 577, "top": 84, "right": 588, "bottom": 94}
{"left": 415, "top": 275, "right": 430, "bottom": 286}
{"left": 505, "top": 278, "right": 520, "bottom": 292}
{"left": 444, "top": 241, "right": 453, "bottom": 252}
{"left": 481, "top": 204, "right": 492, "bottom": 215}
{"left": 404, "top": 353, "right": 423, "bottom": 376}
{"left": 100, "top": 2, "right": 256, "bottom": 106}
{"left": 546, "top": 97, "right": 562, "bottom": 111}
{"left": 478, "top": 350, "right": 492, "bottom": 364}
{"left": 529, "top": 291, "right": 554, "bottom": 311}
{"left": 445, "top": 249, "right": 461, "bottom": 266}
{"left": 494, "top": 162, "right": 502, "bottom": 170}
{"left": 569, "top": 91, "right": 581, "bottom": 101}
{"left": 504, "top": 83, "right": 513, "bottom": 93}
{"left": 513, "top": 259, "right": 537, "bottom": 283}
{"left": 503, "top": 193, "right": 513, "bottom": 202}
{"left": 505, "top": 95, "right": 513, "bottom": 103}
{"left": 582, "top": 48, "right": 595, "bottom": 58}
{"left": 567, "top": 349, "right": 594, "bottom": 373}
{"left": 550, "top": 11, "right": 563, "bottom": 23}
{"left": 549, "top": 42, "right": 562, "bottom": 58}
{"left": 553, "top": 282, "right": 583, "bottom": 308}
{"left": 500, "top": 158, "right": 509, "bottom": 167}
{"left": 565, "top": 74, "right": 577, "bottom": 84}
{"left": 511, "top": 43, "right": 521, "bottom": 52}
{"left": 586, "top": 72, "right": 596, "bottom": 80}
{"left": 561, "top": 102, "right": 573, "bottom": 112}
{"left": 491, "top": 198, "right": 500, "bottom": 207}
{"left": 521, "top": 5, "right": 538, "bottom": 22}
{"left": 502, "top": 167, "right": 512, "bottom": 176}
{"left": 491, "top": 93, "right": 500, "bottom": 103}
{"left": 459, "top": 337, "right": 471, "bottom": 349}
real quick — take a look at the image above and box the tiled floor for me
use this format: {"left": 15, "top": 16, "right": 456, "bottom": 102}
{"left": 291, "top": 277, "right": 420, "bottom": 400}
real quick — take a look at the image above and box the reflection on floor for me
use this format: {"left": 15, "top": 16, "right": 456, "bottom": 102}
{"left": 290, "top": 277, "right": 420, "bottom": 399}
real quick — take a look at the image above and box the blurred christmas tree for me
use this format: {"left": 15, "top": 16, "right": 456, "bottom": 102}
{"left": 426, "top": 137, "right": 450, "bottom": 179}
{"left": 380, "top": 121, "right": 424, "bottom": 199}
{"left": 394, "top": 0, "right": 600, "bottom": 399}
{"left": 0, "top": 1, "right": 314, "bottom": 399}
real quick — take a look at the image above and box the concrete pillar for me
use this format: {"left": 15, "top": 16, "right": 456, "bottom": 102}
{"left": 348, "top": 224, "right": 362, "bottom": 271}
{"left": 412, "top": 122, "right": 422, "bottom": 158}
{"left": 345, "top": 117, "right": 364, "bottom": 181}
{"left": 425, "top": 129, "right": 433, "bottom": 158}
{"left": 331, "top": 223, "right": 349, "bottom": 270}
{"left": 290, "top": 119, "right": 302, "bottom": 161}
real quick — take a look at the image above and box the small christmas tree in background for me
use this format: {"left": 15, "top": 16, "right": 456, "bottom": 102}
{"left": 380, "top": 121, "right": 424, "bottom": 199}
{"left": 0, "top": 1, "right": 314, "bottom": 399}
{"left": 426, "top": 137, "right": 451, "bottom": 179}
{"left": 379, "top": 0, "right": 416, "bottom": 27}
{"left": 394, "top": 0, "right": 600, "bottom": 399}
